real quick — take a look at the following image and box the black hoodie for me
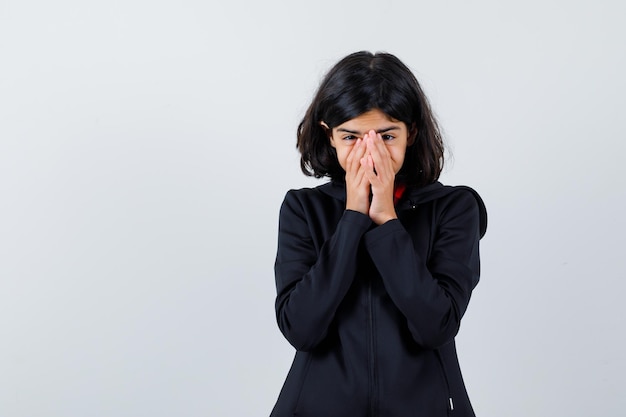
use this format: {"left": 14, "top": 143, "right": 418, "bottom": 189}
{"left": 271, "top": 181, "right": 487, "bottom": 417}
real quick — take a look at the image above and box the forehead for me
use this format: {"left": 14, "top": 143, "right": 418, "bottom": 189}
{"left": 335, "top": 109, "right": 404, "bottom": 131}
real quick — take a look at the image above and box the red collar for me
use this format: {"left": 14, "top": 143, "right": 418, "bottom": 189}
{"left": 393, "top": 183, "right": 406, "bottom": 205}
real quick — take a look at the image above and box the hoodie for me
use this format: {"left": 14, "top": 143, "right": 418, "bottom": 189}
{"left": 271, "top": 181, "right": 487, "bottom": 417}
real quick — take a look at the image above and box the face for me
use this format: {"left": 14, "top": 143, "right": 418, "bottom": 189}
{"left": 326, "top": 108, "right": 415, "bottom": 174}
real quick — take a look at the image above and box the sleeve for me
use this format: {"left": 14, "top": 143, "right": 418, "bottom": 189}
{"left": 363, "top": 190, "right": 483, "bottom": 349}
{"left": 274, "top": 191, "right": 372, "bottom": 351}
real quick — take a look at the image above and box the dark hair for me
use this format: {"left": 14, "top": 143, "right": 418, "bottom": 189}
{"left": 297, "top": 51, "right": 444, "bottom": 186}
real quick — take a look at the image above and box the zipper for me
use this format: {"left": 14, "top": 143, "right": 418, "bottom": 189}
{"left": 367, "top": 277, "right": 378, "bottom": 417}
{"left": 434, "top": 349, "right": 454, "bottom": 414}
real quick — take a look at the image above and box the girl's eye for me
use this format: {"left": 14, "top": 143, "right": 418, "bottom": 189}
{"left": 381, "top": 134, "right": 395, "bottom": 141}
{"left": 343, "top": 135, "right": 358, "bottom": 141}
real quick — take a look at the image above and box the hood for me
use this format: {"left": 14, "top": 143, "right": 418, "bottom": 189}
{"left": 319, "top": 181, "right": 487, "bottom": 239}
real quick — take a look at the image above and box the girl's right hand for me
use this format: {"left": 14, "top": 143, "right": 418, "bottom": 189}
{"left": 345, "top": 137, "right": 371, "bottom": 215}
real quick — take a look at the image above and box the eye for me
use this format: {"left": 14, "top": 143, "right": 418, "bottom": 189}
{"left": 381, "top": 134, "right": 395, "bottom": 141}
{"left": 342, "top": 135, "right": 358, "bottom": 141}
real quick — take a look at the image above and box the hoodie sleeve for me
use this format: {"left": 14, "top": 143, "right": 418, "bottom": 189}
{"left": 274, "top": 190, "right": 372, "bottom": 351}
{"left": 363, "top": 189, "right": 484, "bottom": 349}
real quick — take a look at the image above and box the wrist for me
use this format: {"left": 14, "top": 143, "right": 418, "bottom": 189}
{"left": 373, "top": 214, "right": 397, "bottom": 225}
{"left": 346, "top": 199, "right": 369, "bottom": 215}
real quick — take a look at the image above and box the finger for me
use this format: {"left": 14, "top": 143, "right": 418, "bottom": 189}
{"left": 365, "top": 134, "right": 379, "bottom": 158}
{"left": 362, "top": 135, "right": 381, "bottom": 179}
{"left": 359, "top": 155, "right": 370, "bottom": 177}
{"left": 364, "top": 131, "right": 378, "bottom": 160}
{"left": 346, "top": 138, "right": 364, "bottom": 172}
{"left": 374, "top": 132, "right": 392, "bottom": 160}
{"left": 370, "top": 134, "right": 394, "bottom": 176}
{"left": 362, "top": 155, "right": 378, "bottom": 184}
{"left": 366, "top": 131, "right": 386, "bottom": 157}
{"left": 355, "top": 138, "right": 370, "bottom": 166}
{"left": 366, "top": 137, "right": 387, "bottom": 177}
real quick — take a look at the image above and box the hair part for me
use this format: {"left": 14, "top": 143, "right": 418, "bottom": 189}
{"left": 296, "top": 51, "right": 444, "bottom": 186}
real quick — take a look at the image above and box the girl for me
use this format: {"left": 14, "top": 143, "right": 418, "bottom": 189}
{"left": 271, "top": 51, "right": 487, "bottom": 417}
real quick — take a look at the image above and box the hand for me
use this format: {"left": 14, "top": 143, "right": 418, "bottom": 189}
{"left": 362, "top": 131, "right": 397, "bottom": 225}
{"left": 345, "top": 138, "right": 370, "bottom": 215}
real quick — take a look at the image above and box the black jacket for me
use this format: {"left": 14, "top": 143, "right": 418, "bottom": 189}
{"left": 271, "top": 181, "right": 487, "bottom": 417}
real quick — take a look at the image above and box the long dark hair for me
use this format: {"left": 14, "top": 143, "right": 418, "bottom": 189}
{"left": 297, "top": 51, "right": 444, "bottom": 187}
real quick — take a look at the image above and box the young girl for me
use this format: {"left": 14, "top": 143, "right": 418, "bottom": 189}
{"left": 271, "top": 51, "right": 487, "bottom": 417}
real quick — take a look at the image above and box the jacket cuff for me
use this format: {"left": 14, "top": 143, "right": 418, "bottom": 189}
{"left": 341, "top": 209, "right": 373, "bottom": 231}
{"left": 363, "top": 218, "right": 405, "bottom": 248}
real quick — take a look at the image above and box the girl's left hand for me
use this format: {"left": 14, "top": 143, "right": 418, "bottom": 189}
{"left": 362, "top": 131, "right": 397, "bottom": 225}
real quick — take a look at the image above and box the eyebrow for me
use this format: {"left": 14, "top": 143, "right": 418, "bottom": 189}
{"left": 336, "top": 126, "right": 400, "bottom": 135}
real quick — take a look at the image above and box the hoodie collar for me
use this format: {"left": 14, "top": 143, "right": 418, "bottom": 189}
{"left": 319, "top": 180, "right": 487, "bottom": 239}
{"left": 319, "top": 180, "right": 447, "bottom": 205}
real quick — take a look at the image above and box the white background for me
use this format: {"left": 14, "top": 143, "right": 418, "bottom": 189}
{"left": 1, "top": 1, "right": 625, "bottom": 416}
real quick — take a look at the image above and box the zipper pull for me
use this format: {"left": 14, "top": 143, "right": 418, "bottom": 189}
{"left": 448, "top": 397, "right": 454, "bottom": 411}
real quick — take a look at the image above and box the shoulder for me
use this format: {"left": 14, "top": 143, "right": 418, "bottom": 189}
{"left": 439, "top": 185, "right": 483, "bottom": 206}
{"left": 431, "top": 185, "right": 488, "bottom": 239}
{"left": 279, "top": 182, "right": 343, "bottom": 219}
{"left": 278, "top": 183, "right": 349, "bottom": 238}
{"left": 282, "top": 181, "right": 344, "bottom": 206}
